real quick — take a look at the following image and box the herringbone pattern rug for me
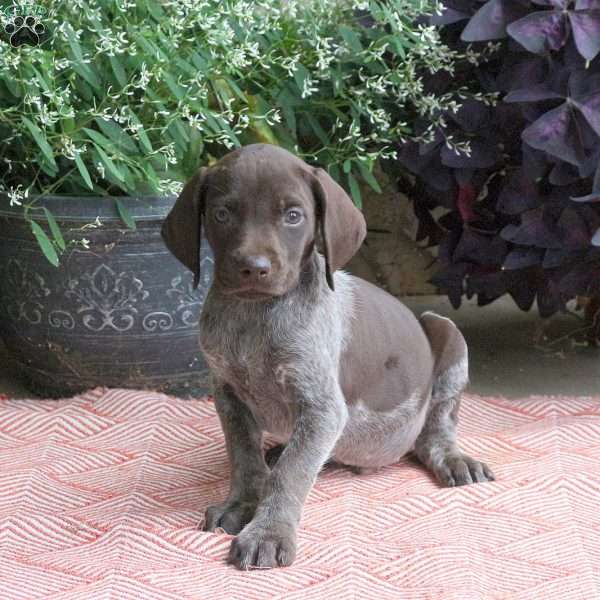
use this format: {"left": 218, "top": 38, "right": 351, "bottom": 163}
{"left": 1, "top": 388, "right": 599, "bottom": 599}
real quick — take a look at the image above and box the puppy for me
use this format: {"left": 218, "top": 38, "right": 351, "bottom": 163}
{"left": 161, "top": 144, "right": 494, "bottom": 569}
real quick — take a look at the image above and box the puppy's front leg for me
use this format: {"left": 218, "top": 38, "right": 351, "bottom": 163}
{"left": 228, "top": 376, "right": 348, "bottom": 569}
{"left": 203, "top": 382, "right": 270, "bottom": 535}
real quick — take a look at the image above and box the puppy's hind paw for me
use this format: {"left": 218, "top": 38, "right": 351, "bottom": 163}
{"left": 434, "top": 453, "right": 495, "bottom": 487}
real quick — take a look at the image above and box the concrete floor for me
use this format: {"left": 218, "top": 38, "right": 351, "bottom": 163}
{"left": 1, "top": 294, "right": 599, "bottom": 399}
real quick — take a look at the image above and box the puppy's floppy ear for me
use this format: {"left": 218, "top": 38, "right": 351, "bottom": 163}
{"left": 161, "top": 167, "right": 208, "bottom": 289}
{"left": 311, "top": 167, "right": 367, "bottom": 291}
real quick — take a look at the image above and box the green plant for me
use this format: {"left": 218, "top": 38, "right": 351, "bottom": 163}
{"left": 2, "top": 0, "right": 467, "bottom": 265}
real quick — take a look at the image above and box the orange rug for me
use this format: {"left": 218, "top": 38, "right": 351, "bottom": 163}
{"left": 1, "top": 388, "right": 599, "bottom": 599}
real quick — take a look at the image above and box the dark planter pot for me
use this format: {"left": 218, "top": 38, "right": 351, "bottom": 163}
{"left": 0, "top": 194, "right": 214, "bottom": 398}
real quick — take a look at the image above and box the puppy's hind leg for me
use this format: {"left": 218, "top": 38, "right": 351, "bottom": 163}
{"left": 414, "top": 313, "right": 495, "bottom": 487}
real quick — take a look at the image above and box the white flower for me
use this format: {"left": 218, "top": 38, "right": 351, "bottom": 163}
{"left": 138, "top": 62, "right": 152, "bottom": 87}
{"left": 158, "top": 179, "right": 184, "bottom": 194}
{"left": 301, "top": 75, "right": 319, "bottom": 99}
{"left": 80, "top": 238, "right": 91, "bottom": 249}
{"left": 7, "top": 184, "right": 28, "bottom": 207}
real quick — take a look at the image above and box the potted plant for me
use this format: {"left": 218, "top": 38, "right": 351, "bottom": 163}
{"left": 0, "top": 0, "right": 475, "bottom": 397}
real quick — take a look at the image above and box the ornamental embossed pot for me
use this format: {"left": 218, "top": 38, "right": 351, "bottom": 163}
{"left": 0, "top": 195, "right": 213, "bottom": 398}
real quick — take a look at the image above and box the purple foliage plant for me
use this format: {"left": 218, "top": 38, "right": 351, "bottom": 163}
{"left": 396, "top": 0, "right": 600, "bottom": 331}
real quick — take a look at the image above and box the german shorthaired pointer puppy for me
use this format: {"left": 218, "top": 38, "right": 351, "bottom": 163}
{"left": 161, "top": 143, "right": 494, "bottom": 570}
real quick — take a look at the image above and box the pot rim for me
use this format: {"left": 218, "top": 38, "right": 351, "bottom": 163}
{"left": 0, "top": 193, "right": 177, "bottom": 222}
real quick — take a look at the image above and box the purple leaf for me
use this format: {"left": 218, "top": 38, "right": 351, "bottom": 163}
{"left": 430, "top": 263, "right": 470, "bottom": 308}
{"left": 497, "top": 55, "right": 549, "bottom": 91}
{"left": 505, "top": 84, "right": 565, "bottom": 103}
{"left": 503, "top": 247, "right": 545, "bottom": 268}
{"left": 571, "top": 192, "right": 600, "bottom": 202}
{"left": 568, "top": 10, "right": 600, "bottom": 60}
{"left": 453, "top": 230, "right": 508, "bottom": 264}
{"left": 522, "top": 145, "right": 551, "bottom": 180}
{"left": 549, "top": 161, "right": 580, "bottom": 185}
{"left": 568, "top": 70, "right": 600, "bottom": 98}
{"left": 531, "top": 0, "right": 568, "bottom": 7}
{"left": 556, "top": 206, "right": 591, "bottom": 248}
{"left": 576, "top": 0, "right": 600, "bottom": 8}
{"left": 451, "top": 99, "right": 491, "bottom": 132}
{"left": 438, "top": 226, "right": 463, "bottom": 263}
{"left": 421, "top": 161, "right": 455, "bottom": 192}
{"left": 500, "top": 207, "right": 563, "bottom": 247}
{"left": 466, "top": 270, "right": 509, "bottom": 298}
{"left": 418, "top": 129, "right": 444, "bottom": 156}
{"left": 572, "top": 89, "right": 600, "bottom": 136}
{"left": 507, "top": 11, "right": 569, "bottom": 54}
{"left": 440, "top": 139, "right": 500, "bottom": 169}
{"left": 521, "top": 103, "right": 586, "bottom": 166}
{"left": 398, "top": 141, "right": 432, "bottom": 173}
{"left": 461, "top": 0, "right": 529, "bottom": 41}
{"left": 508, "top": 276, "right": 538, "bottom": 310}
{"left": 496, "top": 169, "right": 543, "bottom": 214}
{"left": 558, "top": 264, "right": 593, "bottom": 295}
{"left": 504, "top": 67, "right": 569, "bottom": 102}
{"left": 543, "top": 247, "right": 572, "bottom": 266}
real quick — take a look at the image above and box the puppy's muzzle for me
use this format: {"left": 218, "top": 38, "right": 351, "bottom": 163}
{"left": 237, "top": 254, "right": 272, "bottom": 284}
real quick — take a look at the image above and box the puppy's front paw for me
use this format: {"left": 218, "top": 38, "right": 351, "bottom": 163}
{"left": 228, "top": 520, "right": 297, "bottom": 569}
{"left": 203, "top": 499, "right": 258, "bottom": 535}
{"left": 435, "top": 452, "right": 495, "bottom": 487}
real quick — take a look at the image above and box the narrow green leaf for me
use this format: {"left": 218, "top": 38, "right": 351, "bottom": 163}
{"left": 343, "top": 159, "right": 352, "bottom": 174}
{"left": 224, "top": 77, "right": 247, "bottom": 102}
{"left": 305, "top": 113, "right": 329, "bottom": 147}
{"left": 167, "top": 118, "right": 189, "bottom": 152}
{"left": 115, "top": 198, "right": 136, "bottom": 230}
{"left": 83, "top": 127, "right": 114, "bottom": 151}
{"left": 293, "top": 63, "right": 309, "bottom": 94}
{"left": 338, "top": 25, "right": 363, "bottom": 54}
{"left": 71, "top": 61, "right": 102, "bottom": 90}
{"left": 94, "top": 118, "right": 138, "bottom": 154}
{"left": 42, "top": 208, "right": 66, "bottom": 251}
{"left": 357, "top": 161, "right": 382, "bottom": 193}
{"left": 30, "top": 220, "right": 59, "bottom": 266}
{"left": 163, "top": 73, "right": 185, "bottom": 101}
{"left": 74, "top": 153, "right": 94, "bottom": 190}
{"left": 31, "top": 66, "right": 51, "bottom": 94}
{"left": 329, "top": 163, "right": 341, "bottom": 183}
{"left": 109, "top": 55, "right": 128, "bottom": 88}
{"left": 94, "top": 144, "right": 125, "bottom": 182}
{"left": 347, "top": 172, "right": 362, "bottom": 209}
{"left": 146, "top": 0, "right": 164, "bottom": 21}
{"left": 277, "top": 87, "right": 297, "bottom": 136}
{"left": 129, "top": 113, "right": 153, "bottom": 154}
{"left": 22, "top": 116, "right": 57, "bottom": 170}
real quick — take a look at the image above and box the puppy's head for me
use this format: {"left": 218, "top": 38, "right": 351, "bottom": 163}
{"left": 161, "top": 144, "right": 366, "bottom": 300}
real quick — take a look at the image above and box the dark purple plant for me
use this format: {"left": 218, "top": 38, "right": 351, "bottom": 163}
{"left": 397, "top": 0, "right": 600, "bottom": 317}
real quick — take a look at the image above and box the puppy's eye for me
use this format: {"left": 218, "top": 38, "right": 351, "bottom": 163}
{"left": 213, "top": 207, "right": 230, "bottom": 224}
{"left": 284, "top": 208, "right": 303, "bottom": 225}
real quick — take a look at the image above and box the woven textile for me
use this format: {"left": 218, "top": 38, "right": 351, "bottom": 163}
{"left": 1, "top": 387, "right": 599, "bottom": 599}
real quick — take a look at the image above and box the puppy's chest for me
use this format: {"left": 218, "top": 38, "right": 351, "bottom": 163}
{"left": 199, "top": 312, "right": 295, "bottom": 436}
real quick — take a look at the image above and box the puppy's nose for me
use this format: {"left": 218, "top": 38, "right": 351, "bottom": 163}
{"left": 238, "top": 255, "right": 272, "bottom": 281}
